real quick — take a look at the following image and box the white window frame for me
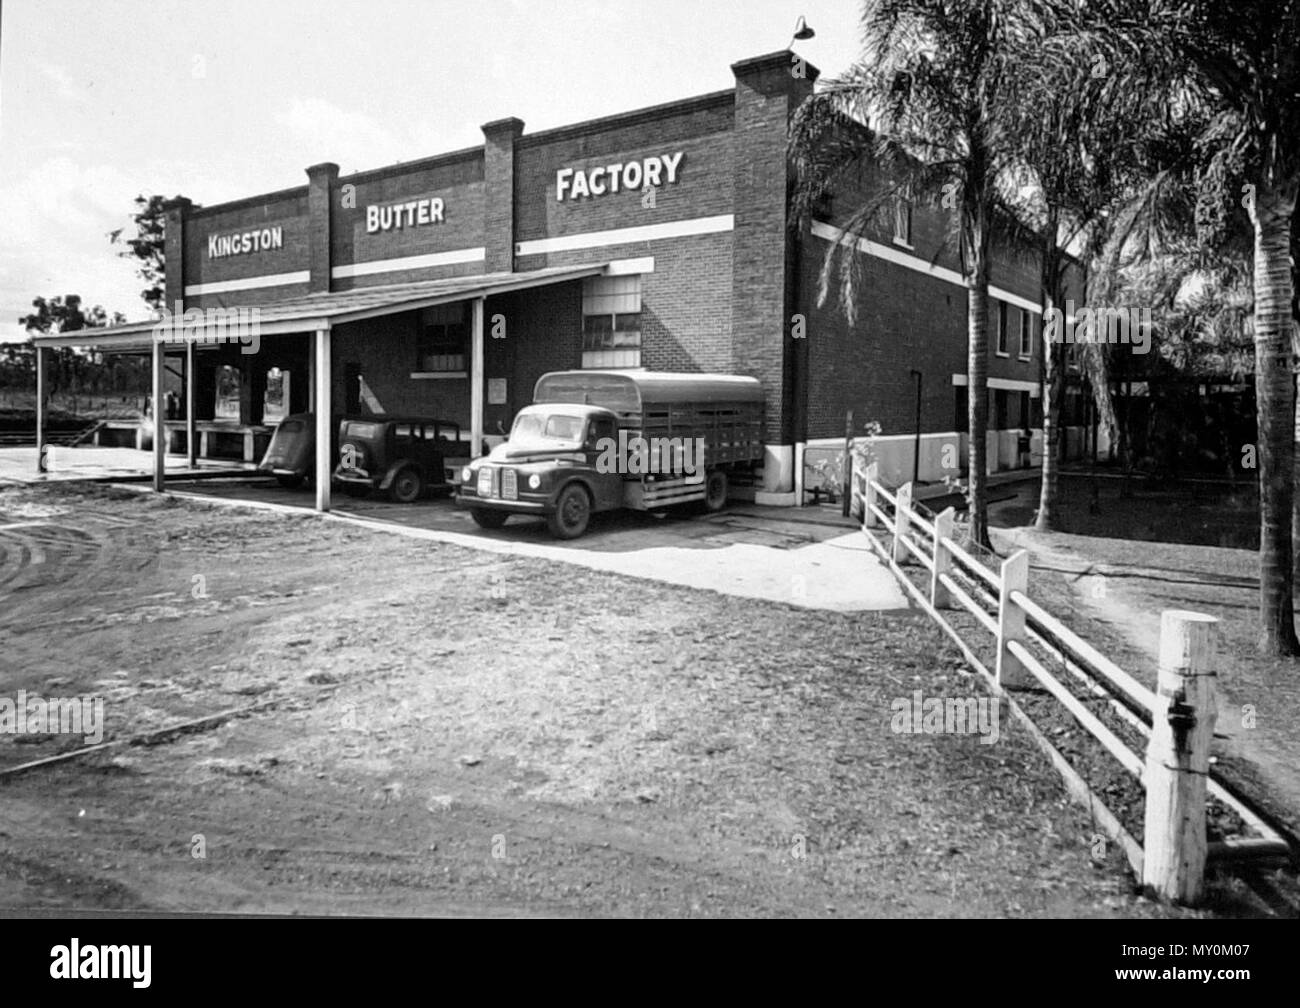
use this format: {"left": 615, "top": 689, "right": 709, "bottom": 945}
{"left": 581, "top": 274, "right": 642, "bottom": 369}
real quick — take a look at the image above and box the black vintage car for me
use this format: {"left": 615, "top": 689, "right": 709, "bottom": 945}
{"left": 258, "top": 412, "right": 316, "bottom": 489}
{"left": 333, "top": 415, "right": 468, "bottom": 503}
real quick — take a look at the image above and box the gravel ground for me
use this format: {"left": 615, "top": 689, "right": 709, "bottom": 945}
{"left": 0, "top": 482, "right": 1201, "bottom": 917}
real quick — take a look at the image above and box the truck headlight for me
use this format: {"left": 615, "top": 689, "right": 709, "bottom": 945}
{"left": 461, "top": 466, "right": 473, "bottom": 483}
{"left": 528, "top": 473, "right": 542, "bottom": 490}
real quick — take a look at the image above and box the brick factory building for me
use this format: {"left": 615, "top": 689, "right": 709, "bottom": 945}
{"left": 34, "top": 49, "right": 1084, "bottom": 509}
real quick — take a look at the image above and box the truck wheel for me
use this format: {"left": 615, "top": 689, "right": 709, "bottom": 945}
{"left": 275, "top": 473, "right": 305, "bottom": 490}
{"left": 388, "top": 468, "right": 424, "bottom": 503}
{"left": 470, "top": 508, "right": 508, "bottom": 529}
{"left": 547, "top": 483, "right": 591, "bottom": 539}
{"left": 704, "top": 470, "right": 728, "bottom": 512}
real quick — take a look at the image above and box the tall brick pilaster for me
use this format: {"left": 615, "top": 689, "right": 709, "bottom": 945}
{"left": 481, "top": 117, "right": 524, "bottom": 274}
{"left": 305, "top": 162, "right": 339, "bottom": 293}
{"left": 161, "top": 196, "right": 192, "bottom": 312}
{"left": 731, "top": 51, "right": 819, "bottom": 491}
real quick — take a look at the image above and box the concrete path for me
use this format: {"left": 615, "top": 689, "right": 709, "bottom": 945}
{"left": 132, "top": 476, "right": 910, "bottom": 613}
{"left": 0, "top": 445, "right": 243, "bottom": 483}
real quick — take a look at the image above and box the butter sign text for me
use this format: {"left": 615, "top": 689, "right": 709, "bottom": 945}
{"left": 366, "top": 197, "right": 445, "bottom": 233}
{"left": 556, "top": 152, "right": 684, "bottom": 201}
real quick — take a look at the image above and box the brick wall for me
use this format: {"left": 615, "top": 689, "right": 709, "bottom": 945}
{"left": 330, "top": 310, "right": 470, "bottom": 423}
{"left": 513, "top": 95, "right": 734, "bottom": 243}
{"left": 332, "top": 152, "right": 486, "bottom": 290}
{"left": 481, "top": 281, "right": 584, "bottom": 434}
{"left": 800, "top": 234, "right": 968, "bottom": 439}
{"left": 184, "top": 189, "right": 309, "bottom": 299}
{"left": 800, "top": 162, "right": 1054, "bottom": 441}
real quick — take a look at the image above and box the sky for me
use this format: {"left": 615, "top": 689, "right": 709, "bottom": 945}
{"left": 0, "top": 0, "right": 863, "bottom": 342}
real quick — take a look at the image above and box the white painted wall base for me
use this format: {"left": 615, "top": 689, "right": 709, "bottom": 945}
{"left": 762, "top": 443, "right": 793, "bottom": 492}
{"left": 805, "top": 431, "right": 960, "bottom": 488}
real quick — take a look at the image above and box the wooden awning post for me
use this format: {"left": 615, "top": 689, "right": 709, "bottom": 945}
{"left": 186, "top": 340, "right": 197, "bottom": 468}
{"left": 35, "top": 344, "right": 47, "bottom": 474}
{"left": 152, "top": 336, "right": 165, "bottom": 492}
{"left": 470, "top": 297, "right": 485, "bottom": 458}
{"left": 314, "top": 327, "right": 331, "bottom": 512}
{"left": 1143, "top": 609, "right": 1218, "bottom": 904}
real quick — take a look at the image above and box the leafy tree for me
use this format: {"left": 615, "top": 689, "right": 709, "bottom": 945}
{"left": 109, "top": 194, "right": 169, "bottom": 312}
{"left": 17, "top": 295, "right": 124, "bottom": 334}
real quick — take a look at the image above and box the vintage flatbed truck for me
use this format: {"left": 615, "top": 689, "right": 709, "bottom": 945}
{"left": 455, "top": 370, "right": 765, "bottom": 539}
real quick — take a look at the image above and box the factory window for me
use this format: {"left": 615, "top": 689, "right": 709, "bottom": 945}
{"left": 996, "top": 301, "right": 1010, "bottom": 356}
{"left": 264, "top": 367, "right": 290, "bottom": 422}
{"left": 582, "top": 275, "right": 642, "bottom": 369}
{"left": 214, "top": 365, "right": 241, "bottom": 421}
{"left": 416, "top": 303, "right": 467, "bottom": 373}
{"left": 892, "top": 194, "right": 912, "bottom": 246}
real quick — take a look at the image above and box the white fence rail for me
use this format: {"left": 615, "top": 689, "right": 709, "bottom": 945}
{"left": 855, "top": 462, "right": 1288, "bottom": 903}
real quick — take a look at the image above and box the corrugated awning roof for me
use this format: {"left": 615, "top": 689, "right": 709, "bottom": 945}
{"left": 31, "top": 263, "right": 610, "bottom": 350}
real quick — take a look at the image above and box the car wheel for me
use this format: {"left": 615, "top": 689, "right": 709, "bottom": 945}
{"left": 546, "top": 483, "right": 591, "bottom": 539}
{"left": 342, "top": 483, "right": 372, "bottom": 499}
{"left": 388, "top": 468, "right": 424, "bottom": 503}
{"left": 275, "top": 473, "right": 305, "bottom": 490}
{"left": 470, "top": 508, "right": 509, "bottom": 529}
{"left": 704, "top": 469, "right": 728, "bottom": 512}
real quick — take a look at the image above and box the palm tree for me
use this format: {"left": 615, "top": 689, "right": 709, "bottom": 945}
{"left": 1000, "top": 20, "right": 1129, "bottom": 529}
{"left": 1047, "top": 0, "right": 1300, "bottom": 653}
{"left": 790, "top": 0, "right": 1037, "bottom": 549}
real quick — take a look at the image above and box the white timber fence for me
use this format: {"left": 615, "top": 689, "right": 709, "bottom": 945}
{"left": 853, "top": 462, "right": 1288, "bottom": 904}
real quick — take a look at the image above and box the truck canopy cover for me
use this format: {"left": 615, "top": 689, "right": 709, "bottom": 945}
{"left": 533, "top": 370, "right": 764, "bottom": 415}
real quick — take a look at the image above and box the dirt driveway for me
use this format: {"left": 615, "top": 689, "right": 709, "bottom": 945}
{"left": 166, "top": 477, "right": 908, "bottom": 611}
{"left": 0, "top": 482, "right": 1191, "bottom": 917}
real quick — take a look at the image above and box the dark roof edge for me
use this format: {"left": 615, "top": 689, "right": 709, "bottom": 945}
{"left": 188, "top": 185, "right": 308, "bottom": 219}
{"left": 515, "top": 89, "right": 735, "bottom": 149}
{"left": 340, "top": 144, "right": 484, "bottom": 185}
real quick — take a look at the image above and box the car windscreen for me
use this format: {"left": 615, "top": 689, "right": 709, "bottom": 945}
{"left": 509, "top": 412, "right": 585, "bottom": 446}
{"left": 344, "top": 422, "right": 380, "bottom": 440}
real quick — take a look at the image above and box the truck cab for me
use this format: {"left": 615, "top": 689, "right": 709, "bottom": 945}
{"left": 456, "top": 404, "right": 624, "bottom": 538}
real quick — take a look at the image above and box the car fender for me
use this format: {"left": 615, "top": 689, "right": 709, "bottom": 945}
{"left": 378, "top": 461, "right": 422, "bottom": 490}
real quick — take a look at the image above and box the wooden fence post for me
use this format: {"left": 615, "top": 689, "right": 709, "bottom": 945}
{"left": 864, "top": 463, "right": 879, "bottom": 528}
{"left": 995, "top": 550, "right": 1030, "bottom": 687}
{"left": 1142, "top": 610, "right": 1218, "bottom": 904}
{"left": 931, "top": 506, "right": 956, "bottom": 609}
{"left": 892, "top": 482, "right": 913, "bottom": 564}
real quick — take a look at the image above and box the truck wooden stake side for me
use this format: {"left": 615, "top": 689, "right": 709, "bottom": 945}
{"left": 455, "top": 370, "right": 765, "bottom": 539}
